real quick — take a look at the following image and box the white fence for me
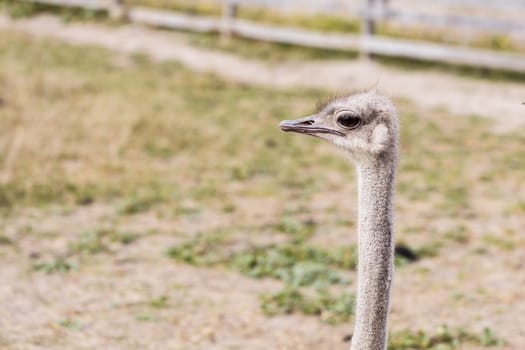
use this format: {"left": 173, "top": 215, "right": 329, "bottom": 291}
{"left": 17, "top": 0, "right": 525, "bottom": 72}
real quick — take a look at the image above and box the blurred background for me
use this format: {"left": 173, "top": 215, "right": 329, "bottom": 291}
{"left": 0, "top": 0, "right": 524, "bottom": 349}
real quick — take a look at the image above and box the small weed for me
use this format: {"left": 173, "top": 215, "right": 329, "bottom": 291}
{"left": 260, "top": 287, "right": 355, "bottom": 324}
{"left": 33, "top": 257, "right": 76, "bottom": 273}
{"left": 0, "top": 186, "right": 12, "bottom": 209}
{"left": 472, "top": 246, "right": 489, "bottom": 255}
{"left": 222, "top": 203, "right": 236, "bottom": 213}
{"left": 273, "top": 217, "right": 317, "bottom": 240}
{"left": 168, "top": 233, "right": 437, "bottom": 288}
{"left": 71, "top": 229, "right": 108, "bottom": 254}
{"left": 389, "top": 325, "right": 504, "bottom": 349}
{"left": 113, "top": 231, "right": 140, "bottom": 245}
{"left": 59, "top": 318, "right": 83, "bottom": 330}
{"left": 232, "top": 246, "right": 349, "bottom": 287}
{"left": 505, "top": 200, "right": 525, "bottom": 214}
{"left": 450, "top": 291, "right": 464, "bottom": 301}
{"left": 482, "top": 233, "right": 516, "bottom": 251}
{"left": 167, "top": 234, "right": 357, "bottom": 287}
{"left": 336, "top": 218, "right": 354, "bottom": 227}
{"left": 70, "top": 227, "right": 140, "bottom": 255}
{"left": 442, "top": 186, "right": 471, "bottom": 216}
{"left": 173, "top": 205, "right": 201, "bottom": 216}
{"left": 165, "top": 233, "right": 228, "bottom": 266}
{"left": 143, "top": 137, "right": 176, "bottom": 158}
{"left": 479, "top": 327, "right": 505, "bottom": 346}
{"left": 327, "top": 246, "right": 359, "bottom": 270}
{"left": 149, "top": 295, "right": 169, "bottom": 309}
{"left": 229, "top": 166, "right": 251, "bottom": 181}
{"left": 414, "top": 242, "right": 442, "bottom": 258}
{"left": 444, "top": 225, "right": 470, "bottom": 244}
{"left": 191, "top": 184, "right": 221, "bottom": 201}
{"left": 117, "top": 192, "right": 165, "bottom": 215}
{"left": 134, "top": 311, "right": 156, "bottom": 321}
{"left": 0, "top": 235, "right": 12, "bottom": 245}
{"left": 260, "top": 287, "right": 307, "bottom": 315}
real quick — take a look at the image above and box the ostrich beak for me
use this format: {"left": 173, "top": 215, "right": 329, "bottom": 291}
{"left": 279, "top": 115, "right": 344, "bottom": 136}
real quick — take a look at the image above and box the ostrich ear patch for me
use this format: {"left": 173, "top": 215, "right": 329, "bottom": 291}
{"left": 371, "top": 123, "right": 389, "bottom": 153}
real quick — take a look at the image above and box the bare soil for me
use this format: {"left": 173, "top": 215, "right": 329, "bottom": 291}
{"left": 1, "top": 202, "right": 524, "bottom": 349}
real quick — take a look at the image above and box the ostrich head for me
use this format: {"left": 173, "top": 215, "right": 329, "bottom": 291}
{"left": 279, "top": 91, "right": 398, "bottom": 163}
{"left": 279, "top": 91, "right": 399, "bottom": 350}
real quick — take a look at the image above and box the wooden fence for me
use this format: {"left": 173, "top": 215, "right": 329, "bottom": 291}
{"left": 18, "top": 0, "right": 525, "bottom": 72}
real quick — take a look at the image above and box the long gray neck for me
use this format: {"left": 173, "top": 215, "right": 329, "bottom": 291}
{"left": 350, "top": 156, "right": 396, "bottom": 350}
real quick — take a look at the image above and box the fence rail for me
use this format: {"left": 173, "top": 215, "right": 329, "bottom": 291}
{"left": 16, "top": 0, "right": 525, "bottom": 72}
{"left": 27, "top": 0, "right": 107, "bottom": 9}
{"left": 377, "top": 9, "right": 525, "bottom": 33}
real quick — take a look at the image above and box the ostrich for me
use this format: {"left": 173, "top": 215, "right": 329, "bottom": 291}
{"left": 279, "top": 91, "right": 398, "bottom": 350}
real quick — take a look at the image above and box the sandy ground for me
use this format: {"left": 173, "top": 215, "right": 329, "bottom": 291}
{"left": 1, "top": 203, "right": 524, "bottom": 350}
{"left": 1, "top": 14, "right": 524, "bottom": 132}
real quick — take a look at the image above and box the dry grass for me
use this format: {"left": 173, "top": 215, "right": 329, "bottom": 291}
{"left": 1, "top": 30, "right": 524, "bottom": 349}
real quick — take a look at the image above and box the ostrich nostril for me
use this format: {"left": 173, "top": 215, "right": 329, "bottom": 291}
{"left": 298, "top": 120, "right": 314, "bottom": 126}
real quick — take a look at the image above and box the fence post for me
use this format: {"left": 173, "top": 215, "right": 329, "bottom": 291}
{"left": 221, "top": 0, "right": 238, "bottom": 42}
{"left": 361, "top": 0, "right": 376, "bottom": 59}
{"left": 109, "top": 0, "right": 127, "bottom": 21}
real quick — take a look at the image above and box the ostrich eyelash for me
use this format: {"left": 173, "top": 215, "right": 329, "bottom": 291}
{"left": 315, "top": 94, "right": 347, "bottom": 114}
{"left": 315, "top": 89, "right": 373, "bottom": 114}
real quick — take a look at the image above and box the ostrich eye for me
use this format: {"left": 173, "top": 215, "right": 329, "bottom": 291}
{"left": 337, "top": 113, "right": 362, "bottom": 129}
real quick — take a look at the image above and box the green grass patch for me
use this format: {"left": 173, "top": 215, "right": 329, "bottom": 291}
{"left": 165, "top": 232, "right": 228, "bottom": 266}
{"left": 167, "top": 231, "right": 438, "bottom": 289}
{"left": 1, "top": 0, "right": 107, "bottom": 21}
{"left": 0, "top": 235, "right": 12, "bottom": 245}
{"left": 260, "top": 287, "right": 355, "bottom": 324}
{"left": 166, "top": 233, "right": 355, "bottom": 287}
{"left": 72, "top": 229, "right": 109, "bottom": 254}
{"left": 272, "top": 216, "right": 317, "bottom": 241}
{"left": 443, "top": 225, "right": 470, "bottom": 244}
{"left": 149, "top": 295, "right": 169, "bottom": 309}
{"left": 389, "top": 325, "right": 504, "bottom": 349}
{"left": 70, "top": 227, "right": 140, "bottom": 255}
{"left": 117, "top": 189, "right": 169, "bottom": 215}
{"left": 231, "top": 245, "right": 352, "bottom": 287}
{"left": 58, "top": 318, "right": 83, "bottom": 330}
{"left": 30, "top": 226, "right": 141, "bottom": 272}
{"left": 33, "top": 256, "right": 77, "bottom": 273}
{"left": 134, "top": 311, "right": 157, "bottom": 321}
{"left": 0, "top": 30, "right": 337, "bottom": 210}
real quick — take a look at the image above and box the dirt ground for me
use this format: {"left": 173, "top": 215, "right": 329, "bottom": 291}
{"left": 1, "top": 12, "right": 525, "bottom": 350}
{"left": 2, "top": 202, "right": 524, "bottom": 350}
